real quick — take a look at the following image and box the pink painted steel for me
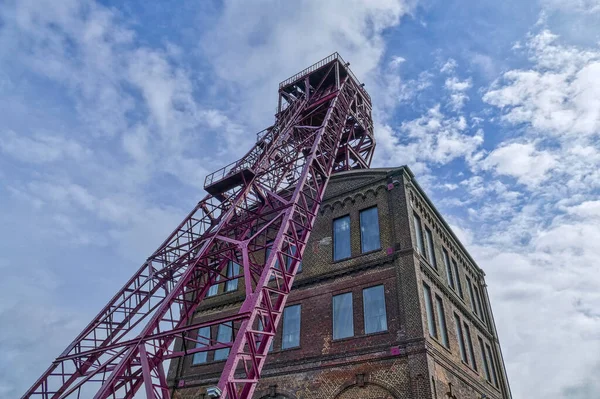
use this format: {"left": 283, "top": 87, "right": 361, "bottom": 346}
{"left": 22, "top": 53, "right": 375, "bottom": 399}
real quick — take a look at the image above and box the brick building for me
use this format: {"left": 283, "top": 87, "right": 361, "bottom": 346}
{"left": 167, "top": 166, "right": 512, "bottom": 399}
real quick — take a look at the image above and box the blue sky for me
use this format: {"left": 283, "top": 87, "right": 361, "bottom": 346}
{"left": 1, "top": 0, "right": 600, "bottom": 397}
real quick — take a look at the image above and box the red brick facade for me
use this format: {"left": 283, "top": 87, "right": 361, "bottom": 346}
{"left": 167, "top": 167, "right": 511, "bottom": 399}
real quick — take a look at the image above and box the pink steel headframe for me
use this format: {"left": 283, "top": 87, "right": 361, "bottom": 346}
{"left": 22, "top": 53, "right": 375, "bottom": 399}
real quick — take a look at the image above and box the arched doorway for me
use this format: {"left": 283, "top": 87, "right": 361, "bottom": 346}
{"left": 335, "top": 383, "right": 397, "bottom": 399}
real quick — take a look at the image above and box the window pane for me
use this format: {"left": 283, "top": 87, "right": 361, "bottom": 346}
{"left": 413, "top": 214, "right": 425, "bottom": 255}
{"left": 425, "top": 227, "right": 437, "bottom": 269}
{"left": 479, "top": 337, "right": 491, "bottom": 382}
{"left": 452, "top": 259, "right": 463, "bottom": 298}
{"left": 466, "top": 276, "right": 476, "bottom": 312}
{"left": 214, "top": 322, "right": 233, "bottom": 361}
{"left": 225, "top": 261, "right": 240, "bottom": 292}
{"left": 288, "top": 245, "right": 302, "bottom": 273}
{"left": 207, "top": 274, "right": 220, "bottom": 297}
{"left": 486, "top": 344, "right": 499, "bottom": 387}
{"left": 454, "top": 314, "right": 467, "bottom": 363}
{"left": 363, "top": 285, "right": 387, "bottom": 334}
{"left": 333, "top": 293, "right": 354, "bottom": 339}
{"left": 266, "top": 243, "right": 280, "bottom": 281}
{"left": 464, "top": 322, "right": 477, "bottom": 371}
{"left": 474, "top": 285, "right": 485, "bottom": 321}
{"left": 360, "top": 207, "right": 380, "bottom": 253}
{"left": 282, "top": 305, "right": 301, "bottom": 349}
{"left": 257, "top": 318, "right": 273, "bottom": 352}
{"left": 423, "top": 284, "right": 437, "bottom": 338}
{"left": 435, "top": 295, "right": 449, "bottom": 348}
{"left": 333, "top": 216, "right": 351, "bottom": 261}
{"left": 443, "top": 249, "right": 455, "bottom": 289}
{"left": 192, "top": 326, "right": 210, "bottom": 364}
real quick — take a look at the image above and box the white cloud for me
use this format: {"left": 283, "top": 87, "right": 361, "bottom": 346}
{"left": 374, "top": 105, "right": 484, "bottom": 172}
{"left": 0, "top": 130, "right": 90, "bottom": 163}
{"left": 542, "top": 0, "right": 600, "bottom": 14}
{"left": 483, "top": 30, "right": 600, "bottom": 138}
{"left": 445, "top": 76, "right": 472, "bottom": 92}
{"left": 440, "top": 58, "right": 458, "bottom": 73}
{"left": 566, "top": 200, "right": 600, "bottom": 219}
{"left": 444, "top": 76, "right": 472, "bottom": 112}
{"left": 482, "top": 142, "right": 556, "bottom": 188}
{"left": 200, "top": 0, "right": 415, "bottom": 126}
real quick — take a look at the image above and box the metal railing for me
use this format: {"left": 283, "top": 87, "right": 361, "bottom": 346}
{"left": 278, "top": 52, "right": 371, "bottom": 103}
{"left": 205, "top": 96, "right": 308, "bottom": 190}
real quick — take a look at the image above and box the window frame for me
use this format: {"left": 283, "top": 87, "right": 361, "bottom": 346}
{"left": 424, "top": 226, "right": 437, "bottom": 269}
{"left": 474, "top": 284, "right": 485, "bottom": 321}
{"left": 479, "top": 336, "right": 491, "bottom": 382}
{"left": 213, "top": 322, "right": 233, "bottom": 361}
{"left": 454, "top": 313, "right": 468, "bottom": 364}
{"left": 423, "top": 283, "right": 437, "bottom": 339}
{"left": 443, "top": 248, "right": 455, "bottom": 289}
{"left": 359, "top": 206, "right": 381, "bottom": 253}
{"left": 463, "top": 322, "right": 477, "bottom": 371}
{"left": 332, "top": 292, "right": 354, "bottom": 340}
{"left": 224, "top": 261, "right": 240, "bottom": 292}
{"left": 466, "top": 275, "right": 476, "bottom": 313}
{"left": 452, "top": 258, "right": 464, "bottom": 298}
{"left": 362, "top": 284, "right": 388, "bottom": 334}
{"left": 206, "top": 274, "right": 220, "bottom": 297}
{"left": 413, "top": 213, "right": 425, "bottom": 256}
{"left": 257, "top": 318, "right": 274, "bottom": 352}
{"left": 282, "top": 304, "right": 301, "bottom": 350}
{"left": 192, "top": 326, "right": 211, "bottom": 365}
{"left": 332, "top": 215, "right": 352, "bottom": 261}
{"left": 435, "top": 295, "right": 450, "bottom": 349}
{"left": 486, "top": 343, "right": 500, "bottom": 387}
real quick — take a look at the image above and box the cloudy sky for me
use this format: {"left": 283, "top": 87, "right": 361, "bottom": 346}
{"left": 1, "top": 0, "right": 599, "bottom": 397}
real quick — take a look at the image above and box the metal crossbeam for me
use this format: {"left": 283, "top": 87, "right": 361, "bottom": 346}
{"left": 22, "top": 53, "right": 375, "bottom": 399}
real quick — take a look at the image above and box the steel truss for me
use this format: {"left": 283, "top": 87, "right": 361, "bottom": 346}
{"left": 23, "top": 53, "right": 375, "bottom": 399}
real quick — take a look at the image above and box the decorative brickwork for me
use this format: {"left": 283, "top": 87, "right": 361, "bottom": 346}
{"left": 168, "top": 166, "right": 511, "bottom": 399}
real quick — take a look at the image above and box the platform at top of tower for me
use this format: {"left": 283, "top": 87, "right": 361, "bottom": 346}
{"left": 278, "top": 52, "right": 371, "bottom": 104}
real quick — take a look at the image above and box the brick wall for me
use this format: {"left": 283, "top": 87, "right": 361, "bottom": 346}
{"left": 167, "top": 166, "right": 511, "bottom": 399}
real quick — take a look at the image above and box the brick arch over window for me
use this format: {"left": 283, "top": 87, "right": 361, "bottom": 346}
{"left": 334, "top": 382, "right": 397, "bottom": 399}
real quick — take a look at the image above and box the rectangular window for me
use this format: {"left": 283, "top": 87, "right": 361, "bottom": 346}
{"left": 225, "top": 261, "right": 240, "bottom": 292}
{"left": 435, "top": 295, "right": 449, "bottom": 348}
{"left": 257, "top": 318, "right": 273, "bottom": 352}
{"left": 464, "top": 322, "right": 477, "bottom": 371}
{"left": 454, "top": 313, "right": 468, "bottom": 363}
{"left": 479, "top": 337, "right": 491, "bottom": 382}
{"left": 360, "top": 207, "right": 381, "bottom": 253}
{"left": 192, "top": 326, "right": 210, "bottom": 365}
{"left": 423, "top": 284, "right": 437, "bottom": 339}
{"left": 287, "top": 245, "right": 302, "bottom": 273}
{"left": 486, "top": 344, "right": 499, "bottom": 387}
{"left": 214, "top": 322, "right": 233, "bottom": 361}
{"left": 266, "top": 242, "right": 283, "bottom": 281}
{"left": 474, "top": 285, "right": 485, "bottom": 321}
{"left": 282, "top": 304, "right": 301, "bottom": 349}
{"left": 466, "top": 275, "right": 476, "bottom": 312}
{"left": 363, "top": 285, "right": 388, "bottom": 334}
{"left": 443, "top": 249, "right": 455, "bottom": 289}
{"left": 413, "top": 213, "right": 425, "bottom": 255}
{"left": 207, "top": 275, "right": 220, "bottom": 297}
{"left": 333, "top": 292, "right": 354, "bottom": 339}
{"left": 452, "top": 259, "right": 464, "bottom": 298}
{"left": 425, "top": 227, "right": 437, "bottom": 269}
{"left": 333, "top": 215, "right": 351, "bottom": 261}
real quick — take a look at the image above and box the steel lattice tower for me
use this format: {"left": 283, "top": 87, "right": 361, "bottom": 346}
{"left": 23, "top": 53, "right": 375, "bottom": 399}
